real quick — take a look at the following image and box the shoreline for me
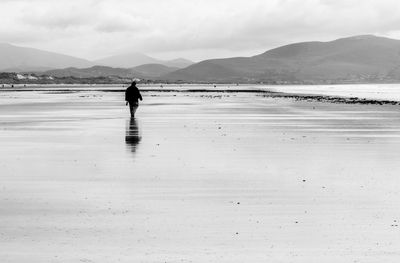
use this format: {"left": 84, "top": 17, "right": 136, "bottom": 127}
{"left": 2, "top": 87, "right": 400, "bottom": 106}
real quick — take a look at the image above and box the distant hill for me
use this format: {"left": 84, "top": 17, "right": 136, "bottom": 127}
{"left": 2, "top": 66, "right": 54, "bottom": 73}
{"left": 43, "top": 64, "right": 179, "bottom": 79}
{"left": 0, "top": 71, "right": 133, "bottom": 85}
{"left": 94, "top": 52, "right": 194, "bottom": 68}
{"left": 0, "top": 43, "right": 93, "bottom": 71}
{"left": 163, "top": 35, "right": 400, "bottom": 83}
{"left": 162, "top": 58, "right": 194, "bottom": 68}
{"left": 0, "top": 43, "right": 194, "bottom": 73}
{"left": 7, "top": 35, "right": 400, "bottom": 84}
{"left": 94, "top": 53, "right": 160, "bottom": 68}
{"left": 43, "top": 66, "right": 136, "bottom": 78}
{"left": 131, "top": 64, "right": 179, "bottom": 78}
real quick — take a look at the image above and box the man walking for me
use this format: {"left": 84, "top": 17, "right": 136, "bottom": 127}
{"left": 125, "top": 81, "right": 143, "bottom": 118}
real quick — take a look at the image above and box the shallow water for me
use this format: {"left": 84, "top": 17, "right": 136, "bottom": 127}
{"left": 1, "top": 90, "right": 400, "bottom": 262}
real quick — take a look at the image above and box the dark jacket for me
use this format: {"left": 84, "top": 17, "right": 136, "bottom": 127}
{"left": 125, "top": 85, "right": 143, "bottom": 103}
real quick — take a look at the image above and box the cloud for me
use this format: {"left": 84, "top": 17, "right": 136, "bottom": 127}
{"left": 1, "top": 0, "right": 400, "bottom": 60}
{"left": 95, "top": 15, "right": 148, "bottom": 33}
{"left": 23, "top": 13, "right": 93, "bottom": 30}
{"left": 19, "top": 1, "right": 96, "bottom": 30}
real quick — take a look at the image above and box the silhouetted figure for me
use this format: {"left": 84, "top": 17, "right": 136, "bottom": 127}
{"left": 125, "top": 117, "right": 141, "bottom": 154}
{"left": 125, "top": 81, "right": 143, "bottom": 117}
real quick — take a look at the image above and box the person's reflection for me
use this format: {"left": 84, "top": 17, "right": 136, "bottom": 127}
{"left": 125, "top": 117, "right": 141, "bottom": 155}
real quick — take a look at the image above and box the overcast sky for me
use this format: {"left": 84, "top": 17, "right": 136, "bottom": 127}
{"left": 1, "top": 0, "right": 400, "bottom": 61}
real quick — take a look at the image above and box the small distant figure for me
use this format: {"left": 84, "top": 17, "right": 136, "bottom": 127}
{"left": 125, "top": 81, "right": 143, "bottom": 117}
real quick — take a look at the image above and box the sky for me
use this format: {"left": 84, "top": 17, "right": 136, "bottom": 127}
{"left": 1, "top": 0, "right": 400, "bottom": 61}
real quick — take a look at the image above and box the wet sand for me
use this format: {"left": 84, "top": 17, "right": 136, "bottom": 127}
{"left": 1, "top": 90, "right": 400, "bottom": 262}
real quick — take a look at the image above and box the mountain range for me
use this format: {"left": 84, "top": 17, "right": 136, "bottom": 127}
{"left": 3, "top": 35, "right": 400, "bottom": 83}
{"left": 94, "top": 53, "right": 193, "bottom": 68}
{"left": 164, "top": 35, "right": 400, "bottom": 83}
{"left": 43, "top": 64, "right": 179, "bottom": 79}
{"left": 0, "top": 43, "right": 194, "bottom": 72}
{"left": 0, "top": 43, "right": 92, "bottom": 72}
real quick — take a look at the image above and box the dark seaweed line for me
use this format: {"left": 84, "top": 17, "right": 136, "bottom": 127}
{"left": 264, "top": 92, "right": 400, "bottom": 105}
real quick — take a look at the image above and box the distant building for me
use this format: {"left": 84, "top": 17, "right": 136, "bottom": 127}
{"left": 27, "top": 75, "right": 38, "bottom": 80}
{"left": 16, "top": 74, "right": 26, "bottom": 80}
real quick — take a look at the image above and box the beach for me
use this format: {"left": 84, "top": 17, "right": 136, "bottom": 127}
{"left": 1, "top": 88, "right": 400, "bottom": 262}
